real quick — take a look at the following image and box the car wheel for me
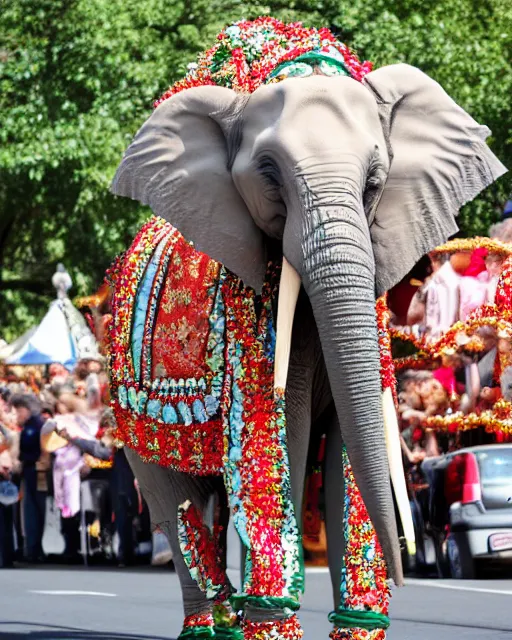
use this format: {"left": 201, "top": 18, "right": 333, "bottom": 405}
{"left": 447, "top": 535, "right": 476, "bottom": 579}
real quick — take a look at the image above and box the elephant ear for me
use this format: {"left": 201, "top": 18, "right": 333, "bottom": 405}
{"left": 111, "top": 86, "right": 267, "bottom": 291}
{"left": 363, "top": 63, "right": 507, "bottom": 297}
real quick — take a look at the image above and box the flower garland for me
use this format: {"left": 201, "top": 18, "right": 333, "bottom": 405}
{"left": 83, "top": 454, "right": 113, "bottom": 469}
{"left": 376, "top": 296, "right": 398, "bottom": 405}
{"left": 423, "top": 402, "right": 512, "bottom": 436}
{"left": 432, "top": 236, "right": 512, "bottom": 257}
{"left": 392, "top": 314, "right": 495, "bottom": 372}
{"left": 155, "top": 17, "right": 372, "bottom": 106}
{"left": 329, "top": 447, "right": 390, "bottom": 640}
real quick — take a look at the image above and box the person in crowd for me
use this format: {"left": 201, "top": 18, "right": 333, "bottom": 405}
{"left": 407, "top": 252, "right": 461, "bottom": 340}
{"left": 50, "top": 394, "right": 89, "bottom": 562}
{"left": 48, "top": 363, "right": 70, "bottom": 388}
{"left": 54, "top": 408, "right": 138, "bottom": 566}
{"left": 12, "top": 394, "right": 49, "bottom": 563}
{"left": 458, "top": 248, "right": 488, "bottom": 320}
{"left": 0, "top": 388, "right": 24, "bottom": 560}
{"left": 0, "top": 395, "right": 20, "bottom": 568}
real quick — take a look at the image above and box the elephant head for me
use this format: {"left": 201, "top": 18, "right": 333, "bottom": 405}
{"left": 111, "top": 63, "right": 506, "bottom": 585}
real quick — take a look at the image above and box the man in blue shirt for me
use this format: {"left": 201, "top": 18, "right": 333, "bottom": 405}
{"left": 11, "top": 395, "right": 47, "bottom": 563}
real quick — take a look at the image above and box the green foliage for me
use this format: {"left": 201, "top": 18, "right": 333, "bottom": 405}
{"left": 0, "top": 0, "right": 510, "bottom": 340}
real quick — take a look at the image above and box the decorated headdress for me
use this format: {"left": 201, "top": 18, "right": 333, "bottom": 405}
{"left": 156, "top": 17, "right": 372, "bottom": 106}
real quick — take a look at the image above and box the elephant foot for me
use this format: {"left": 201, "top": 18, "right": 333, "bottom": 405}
{"left": 329, "top": 629, "right": 386, "bottom": 640}
{"left": 241, "top": 614, "right": 303, "bottom": 640}
{"left": 178, "top": 613, "right": 215, "bottom": 639}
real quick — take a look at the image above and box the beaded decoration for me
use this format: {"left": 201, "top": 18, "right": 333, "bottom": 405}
{"left": 329, "top": 447, "right": 390, "bottom": 640}
{"left": 108, "top": 217, "right": 227, "bottom": 474}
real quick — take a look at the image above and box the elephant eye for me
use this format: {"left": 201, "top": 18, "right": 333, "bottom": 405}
{"left": 364, "top": 152, "right": 386, "bottom": 218}
{"left": 258, "top": 155, "right": 282, "bottom": 189}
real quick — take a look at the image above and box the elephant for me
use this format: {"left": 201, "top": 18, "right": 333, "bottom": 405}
{"left": 107, "top": 17, "right": 506, "bottom": 640}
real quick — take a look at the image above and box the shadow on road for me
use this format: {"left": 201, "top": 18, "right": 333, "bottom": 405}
{"left": 0, "top": 624, "right": 172, "bottom": 640}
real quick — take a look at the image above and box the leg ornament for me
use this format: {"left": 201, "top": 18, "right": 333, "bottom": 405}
{"left": 178, "top": 501, "right": 243, "bottom": 639}
{"left": 179, "top": 613, "right": 216, "bottom": 640}
{"left": 178, "top": 500, "right": 234, "bottom": 602}
{"left": 241, "top": 615, "right": 303, "bottom": 640}
{"left": 329, "top": 447, "right": 390, "bottom": 640}
{"left": 222, "top": 273, "right": 304, "bottom": 639}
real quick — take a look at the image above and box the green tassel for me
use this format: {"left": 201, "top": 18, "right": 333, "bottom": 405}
{"left": 213, "top": 625, "right": 244, "bottom": 640}
{"left": 328, "top": 609, "right": 390, "bottom": 631}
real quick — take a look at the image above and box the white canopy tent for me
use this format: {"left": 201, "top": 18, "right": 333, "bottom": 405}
{"left": 3, "top": 266, "right": 100, "bottom": 370}
{"left": 0, "top": 326, "right": 38, "bottom": 361}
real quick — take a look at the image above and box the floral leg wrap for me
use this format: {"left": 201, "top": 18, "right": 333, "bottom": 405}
{"left": 328, "top": 447, "right": 390, "bottom": 640}
{"left": 179, "top": 613, "right": 216, "bottom": 640}
{"left": 178, "top": 500, "right": 234, "bottom": 603}
{"left": 241, "top": 615, "right": 303, "bottom": 640}
{"left": 178, "top": 502, "right": 242, "bottom": 639}
{"left": 221, "top": 272, "right": 304, "bottom": 639}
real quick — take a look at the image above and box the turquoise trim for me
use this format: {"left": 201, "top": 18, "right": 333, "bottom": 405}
{"left": 268, "top": 48, "right": 349, "bottom": 81}
{"left": 131, "top": 235, "right": 168, "bottom": 382}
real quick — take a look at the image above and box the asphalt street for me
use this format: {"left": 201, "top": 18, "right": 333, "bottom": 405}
{"left": 1, "top": 511, "right": 510, "bottom": 639}
{"left": 1, "top": 566, "right": 511, "bottom": 640}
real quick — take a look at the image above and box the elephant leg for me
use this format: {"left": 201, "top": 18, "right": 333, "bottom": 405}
{"left": 125, "top": 450, "right": 228, "bottom": 637}
{"left": 236, "top": 364, "right": 312, "bottom": 640}
{"left": 286, "top": 363, "right": 314, "bottom": 523}
{"left": 324, "top": 424, "right": 391, "bottom": 640}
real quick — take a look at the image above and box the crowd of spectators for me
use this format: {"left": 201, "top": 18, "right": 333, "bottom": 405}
{"left": 393, "top": 214, "right": 512, "bottom": 472}
{"left": 0, "top": 361, "right": 171, "bottom": 569}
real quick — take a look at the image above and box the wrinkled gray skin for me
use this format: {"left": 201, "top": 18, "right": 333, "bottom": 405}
{"left": 112, "top": 64, "right": 506, "bottom": 620}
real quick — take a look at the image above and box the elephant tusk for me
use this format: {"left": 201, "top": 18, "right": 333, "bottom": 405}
{"left": 274, "top": 258, "right": 301, "bottom": 390}
{"left": 382, "top": 387, "right": 416, "bottom": 557}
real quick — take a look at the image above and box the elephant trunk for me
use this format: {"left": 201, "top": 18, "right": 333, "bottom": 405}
{"left": 295, "top": 184, "right": 403, "bottom": 585}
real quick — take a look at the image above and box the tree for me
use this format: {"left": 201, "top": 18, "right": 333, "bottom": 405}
{"left": 0, "top": 0, "right": 510, "bottom": 340}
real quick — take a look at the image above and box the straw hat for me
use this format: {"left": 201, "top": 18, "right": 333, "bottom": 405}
{"left": 40, "top": 420, "right": 68, "bottom": 452}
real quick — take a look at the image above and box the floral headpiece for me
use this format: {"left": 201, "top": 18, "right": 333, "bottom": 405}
{"left": 155, "top": 17, "right": 372, "bottom": 107}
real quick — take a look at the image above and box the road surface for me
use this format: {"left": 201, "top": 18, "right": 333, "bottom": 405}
{"left": 1, "top": 566, "right": 511, "bottom": 639}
